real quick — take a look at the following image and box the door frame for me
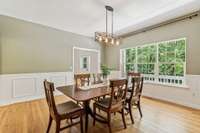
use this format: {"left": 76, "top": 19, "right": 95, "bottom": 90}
{"left": 72, "top": 47, "right": 101, "bottom": 73}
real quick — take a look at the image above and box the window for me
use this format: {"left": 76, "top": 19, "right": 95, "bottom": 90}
{"left": 83, "top": 57, "right": 87, "bottom": 69}
{"left": 80, "top": 56, "right": 90, "bottom": 71}
{"left": 137, "top": 45, "right": 156, "bottom": 75}
{"left": 126, "top": 48, "right": 136, "bottom": 72}
{"left": 122, "top": 38, "right": 186, "bottom": 86}
{"left": 158, "top": 40, "right": 185, "bottom": 76}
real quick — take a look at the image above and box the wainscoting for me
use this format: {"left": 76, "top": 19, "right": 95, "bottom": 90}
{"left": 142, "top": 75, "right": 200, "bottom": 109}
{"left": 0, "top": 71, "right": 200, "bottom": 109}
{"left": 0, "top": 72, "right": 74, "bottom": 106}
{"left": 112, "top": 71, "right": 200, "bottom": 109}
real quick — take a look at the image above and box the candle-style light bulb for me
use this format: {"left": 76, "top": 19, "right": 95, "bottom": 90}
{"left": 111, "top": 39, "right": 114, "bottom": 44}
{"left": 99, "top": 36, "right": 102, "bottom": 41}
{"left": 105, "top": 38, "right": 108, "bottom": 43}
{"left": 116, "top": 40, "right": 120, "bottom": 45}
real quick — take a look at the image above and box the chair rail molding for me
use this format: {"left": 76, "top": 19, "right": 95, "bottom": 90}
{"left": 0, "top": 72, "right": 74, "bottom": 106}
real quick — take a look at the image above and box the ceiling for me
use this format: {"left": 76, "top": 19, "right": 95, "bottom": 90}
{"left": 0, "top": 0, "right": 200, "bottom": 37}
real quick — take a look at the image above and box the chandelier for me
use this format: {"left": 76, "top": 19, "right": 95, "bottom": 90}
{"left": 95, "top": 6, "right": 121, "bottom": 46}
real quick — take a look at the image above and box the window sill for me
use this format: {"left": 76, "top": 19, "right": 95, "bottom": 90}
{"left": 144, "top": 81, "right": 189, "bottom": 89}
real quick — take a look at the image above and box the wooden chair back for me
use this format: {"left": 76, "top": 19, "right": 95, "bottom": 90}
{"left": 43, "top": 80, "right": 58, "bottom": 119}
{"left": 74, "top": 73, "right": 90, "bottom": 88}
{"left": 127, "top": 72, "right": 141, "bottom": 85}
{"left": 109, "top": 79, "right": 128, "bottom": 109}
{"left": 130, "top": 77, "right": 144, "bottom": 101}
{"left": 93, "top": 73, "right": 103, "bottom": 84}
{"left": 127, "top": 72, "right": 141, "bottom": 77}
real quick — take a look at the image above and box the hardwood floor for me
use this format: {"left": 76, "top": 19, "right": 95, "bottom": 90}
{"left": 0, "top": 96, "right": 199, "bottom": 133}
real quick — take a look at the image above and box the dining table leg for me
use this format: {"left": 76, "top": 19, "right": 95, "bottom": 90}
{"left": 83, "top": 100, "right": 93, "bottom": 133}
{"left": 83, "top": 99, "right": 108, "bottom": 132}
{"left": 85, "top": 111, "right": 88, "bottom": 133}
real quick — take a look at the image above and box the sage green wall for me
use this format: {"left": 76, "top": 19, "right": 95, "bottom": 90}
{"left": 105, "top": 15, "right": 200, "bottom": 75}
{"left": 1, "top": 14, "right": 200, "bottom": 75}
{"left": 0, "top": 15, "right": 104, "bottom": 74}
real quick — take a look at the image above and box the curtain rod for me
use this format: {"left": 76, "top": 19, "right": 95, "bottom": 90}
{"left": 120, "top": 10, "right": 200, "bottom": 38}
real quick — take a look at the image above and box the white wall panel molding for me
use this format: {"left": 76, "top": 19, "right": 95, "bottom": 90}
{"left": 12, "top": 78, "right": 37, "bottom": 98}
{"left": 0, "top": 72, "right": 74, "bottom": 106}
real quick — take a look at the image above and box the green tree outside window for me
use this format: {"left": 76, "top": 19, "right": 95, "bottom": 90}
{"left": 125, "top": 38, "right": 186, "bottom": 77}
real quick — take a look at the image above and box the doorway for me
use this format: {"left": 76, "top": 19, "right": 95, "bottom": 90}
{"left": 73, "top": 47, "right": 100, "bottom": 74}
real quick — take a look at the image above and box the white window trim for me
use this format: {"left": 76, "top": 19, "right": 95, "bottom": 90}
{"left": 120, "top": 38, "right": 187, "bottom": 88}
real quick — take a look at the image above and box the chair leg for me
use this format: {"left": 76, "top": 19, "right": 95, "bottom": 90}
{"left": 107, "top": 113, "right": 112, "bottom": 133}
{"left": 137, "top": 101, "right": 143, "bottom": 118}
{"left": 121, "top": 109, "right": 127, "bottom": 129}
{"left": 93, "top": 105, "right": 96, "bottom": 126}
{"left": 46, "top": 115, "right": 52, "bottom": 133}
{"left": 98, "top": 97, "right": 102, "bottom": 113}
{"left": 70, "top": 118, "right": 73, "bottom": 124}
{"left": 55, "top": 120, "right": 60, "bottom": 133}
{"left": 128, "top": 102, "right": 134, "bottom": 124}
{"left": 80, "top": 113, "right": 84, "bottom": 133}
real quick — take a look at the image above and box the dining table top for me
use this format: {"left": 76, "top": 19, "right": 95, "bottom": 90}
{"left": 57, "top": 83, "right": 111, "bottom": 102}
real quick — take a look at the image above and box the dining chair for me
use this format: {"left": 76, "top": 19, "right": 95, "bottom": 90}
{"left": 43, "top": 80, "right": 84, "bottom": 133}
{"left": 127, "top": 72, "right": 141, "bottom": 88}
{"left": 93, "top": 79, "right": 128, "bottom": 133}
{"left": 127, "top": 72, "right": 141, "bottom": 77}
{"left": 74, "top": 73, "right": 91, "bottom": 107}
{"left": 92, "top": 73, "right": 106, "bottom": 106}
{"left": 125, "top": 76, "right": 144, "bottom": 124}
{"left": 74, "top": 73, "right": 90, "bottom": 88}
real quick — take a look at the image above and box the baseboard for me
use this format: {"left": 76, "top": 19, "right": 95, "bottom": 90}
{"left": 0, "top": 95, "right": 45, "bottom": 107}
{"left": 0, "top": 91, "right": 63, "bottom": 107}
{"left": 143, "top": 95, "right": 200, "bottom": 110}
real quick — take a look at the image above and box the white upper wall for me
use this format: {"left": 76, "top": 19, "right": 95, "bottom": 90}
{"left": 0, "top": 0, "right": 200, "bottom": 37}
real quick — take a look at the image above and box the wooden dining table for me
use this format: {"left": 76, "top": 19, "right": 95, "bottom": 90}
{"left": 57, "top": 84, "right": 111, "bottom": 133}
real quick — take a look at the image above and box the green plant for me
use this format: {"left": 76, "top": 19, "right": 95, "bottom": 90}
{"left": 101, "top": 65, "right": 112, "bottom": 78}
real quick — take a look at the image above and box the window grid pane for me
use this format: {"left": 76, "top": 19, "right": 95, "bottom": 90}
{"left": 124, "top": 38, "right": 186, "bottom": 86}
